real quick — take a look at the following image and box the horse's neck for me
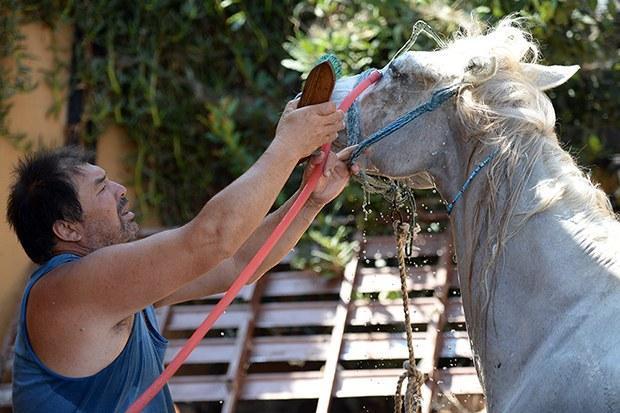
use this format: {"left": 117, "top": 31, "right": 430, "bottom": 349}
{"left": 445, "top": 148, "right": 620, "bottom": 399}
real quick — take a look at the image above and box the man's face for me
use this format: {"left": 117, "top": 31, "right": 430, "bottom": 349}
{"left": 73, "top": 163, "right": 139, "bottom": 251}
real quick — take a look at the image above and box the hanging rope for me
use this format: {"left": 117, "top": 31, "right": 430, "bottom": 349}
{"left": 393, "top": 220, "right": 425, "bottom": 413}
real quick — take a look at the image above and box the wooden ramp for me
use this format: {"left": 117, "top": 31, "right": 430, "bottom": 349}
{"left": 156, "top": 228, "right": 484, "bottom": 413}
{"left": 0, "top": 228, "right": 484, "bottom": 413}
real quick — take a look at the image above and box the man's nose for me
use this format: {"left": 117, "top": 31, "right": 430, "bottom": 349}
{"left": 112, "top": 181, "right": 127, "bottom": 197}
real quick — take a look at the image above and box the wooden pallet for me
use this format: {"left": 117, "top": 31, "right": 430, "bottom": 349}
{"left": 0, "top": 227, "right": 484, "bottom": 413}
{"left": 156, "top": 230, "right": 483, "bottom": 413}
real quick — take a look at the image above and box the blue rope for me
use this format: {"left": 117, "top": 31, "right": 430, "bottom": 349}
{"left": 344, "top": 77, "right": 495, "bottom": 215}
{"left": 446, "top": 148, "right": 499, "bottom": 215}
{"left": 349, "top": 83, "right": 460, "bottom": 163}
{"left": 347, "top": 101, "right": 362, "bottom": 147}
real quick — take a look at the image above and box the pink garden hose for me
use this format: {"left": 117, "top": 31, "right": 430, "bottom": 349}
{"left": 127, "top": 69, "right": 381, "bottom": 412}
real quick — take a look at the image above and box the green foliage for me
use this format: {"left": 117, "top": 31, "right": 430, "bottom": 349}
{"left": 0, "top": 0, "right": 36, "bottom": 149}
{"left": 472, "top": 0, "right": 620, "bottom": 163}
{"left": 4, "top": 0, "right": 306, "bottom": 224}
{"left": 291, "top": 219, "right": 359, "bottom": 279}
{"left": 2, "top": 0, "right": 618, "bottom": 231}
{"left": 285, "top": 0, "right": 620, "bottom": 165}
{"left": 283, "top": 0, "right": 439, "bottom": 77}
{"left": 284, "top": 0, "right": 620, "bottom": 235}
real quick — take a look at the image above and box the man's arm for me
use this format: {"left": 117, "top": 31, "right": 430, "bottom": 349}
{"left": 154, "top": 189, "right": 322, "bottom": 307}
{"left": 31, "top": 101, "right": 345, "bottom": 325}
{"left": 155, "top": 148, "right": 356, "bottom": 306}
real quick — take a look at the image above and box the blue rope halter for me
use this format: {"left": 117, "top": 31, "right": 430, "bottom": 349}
{"left": 349, "top": 82, "right": 460, "bottom": 163}
{"left": 445, "top": 148, "right": 499, "bottom": 214}
{"left": 345, "top": 74, "right": 498, "bottom": 215}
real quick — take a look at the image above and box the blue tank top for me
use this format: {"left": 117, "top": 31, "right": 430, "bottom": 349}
{"left": 12, "top": 253, "right": 174, "bottom": 412}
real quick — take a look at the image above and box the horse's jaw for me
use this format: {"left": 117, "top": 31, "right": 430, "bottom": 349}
{"left": 405, "top": 172, "right": 435, "bottom": 189}
{"left": 353, "top": 152, "right": 436, "bottom": 190}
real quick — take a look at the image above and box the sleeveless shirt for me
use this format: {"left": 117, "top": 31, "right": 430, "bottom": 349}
{"left": 12, "top": 253, "right": 174, "bottom": 412}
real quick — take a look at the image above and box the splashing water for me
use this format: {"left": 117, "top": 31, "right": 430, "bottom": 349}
{"left": 356, "top": 20, "right": 443, "bottom": 255}
{"left": 382, "top": 20, "right": 446, "bottom": 72}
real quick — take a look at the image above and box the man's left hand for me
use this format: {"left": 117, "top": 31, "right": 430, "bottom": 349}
{"left": 304, "top": 146, "right": 359, "bottom": 206}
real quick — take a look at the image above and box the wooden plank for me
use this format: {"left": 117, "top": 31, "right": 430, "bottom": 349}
{"left": 339, "top": 332, "right": 432, "bottom": 361}
{"left": 164, "top": 331, "right": 473, "bottom": 365}
{"left": 208, "top": 267, "right": 454, "bottom": 300}
{"left": 155, "top": 305, "right": 171, "bottom": 332}
{"left": 356, "top": 266, "right": 439, "bottom": 292}
{"left": 166, "top": 368, "right": 482, "bottom": 402}
{"left": 238, "top": 371, "right": 321, "bottom": 400}
{"left": 208, "top": 285, "right": 254, "bottom": 302}
{"left": 363, "top": 233, "right": 448, "bottom": 259}
{"left": 448, "top": 265, "right": 459, "bottom": 289}
{"left": 166, "top": 337, "right": 237, "bottom": 364}
{"left": 222, "top": 281, "right": 260, "bottom": 413}
{"left": 316, "top": 258, "right": 359, "bottom": 413}
{"left": 167, "top": 304, "right": 252, "bottom": 331}
{"left": 349, "top": 298, "right": 445, "bottom": 326}
{"left": 169, "top": 376, "right": 228, "bottom": 402}
{"left": 165, "top": 298, "right": 466, "bottom": 333}
{"left": 435, "top": 367, "right": 483, "bottom": 395}
{"left": 262, "top": 271, "right": 340, "bottom": 297}
{"left": 0, "top": 384, "right": 10, "bottom": 407}
{"left": 334, "top": 370, "right": 433, "bottom": 400}
{"left": 245, "top": 265, "right": 444, "bottom": 297}
{"left": 0, "top": 366, "right": 482, "bottom": 407}
{"left": 420, "top": 241, "right": 451, "bottom": 413}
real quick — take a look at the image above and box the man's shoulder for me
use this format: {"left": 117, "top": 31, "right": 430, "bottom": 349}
{"left": 24, "top": 253, "right": 137, "bottom": 377}
{"left": 30, "top": 253, "right": 81, "bottom": 280}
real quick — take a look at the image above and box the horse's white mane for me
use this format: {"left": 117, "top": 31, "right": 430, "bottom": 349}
{"left": 454, "top": 17, "right": 610, "bottom": 211}
{"left": 445, "top": 16, "right": 619, "bottom": 340}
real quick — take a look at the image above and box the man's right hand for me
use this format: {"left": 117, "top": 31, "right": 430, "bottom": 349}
{"left": 273, "top": 98, "right": 345, "bottom": 160}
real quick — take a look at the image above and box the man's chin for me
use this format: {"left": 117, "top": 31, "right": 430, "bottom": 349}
{"left": 129, "top": 223, "right": 140, "bottom": 241}
{"left": 122, "top": 221, "right": 140, "bottom": 242}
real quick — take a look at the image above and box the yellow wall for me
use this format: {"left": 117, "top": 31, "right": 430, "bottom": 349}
{"left": 96, "top": 126, "right": 161, "bottom": 228}
{"left": 0, "top": 23, "right": 156, "bottom": 345}
{"left": 0, "top": 23, "right": 72, "bottom": 344}
{"left": 96, "top": 125, "right": 137, "bottom": 206}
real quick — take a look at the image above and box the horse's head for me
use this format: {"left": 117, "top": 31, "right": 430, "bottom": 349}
{"left": 334, "top": 18, "right": 579, "bottom": 192}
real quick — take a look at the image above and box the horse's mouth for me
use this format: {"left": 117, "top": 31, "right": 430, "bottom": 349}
{"left": 356, "top": 168, "right": 436, "bottom": 190}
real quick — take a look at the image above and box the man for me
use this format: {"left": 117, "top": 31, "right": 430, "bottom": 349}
{"left": 6, "top": 98, "right": 356, "bottom": 412}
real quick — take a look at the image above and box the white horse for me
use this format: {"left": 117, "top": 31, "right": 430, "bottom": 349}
{"left": 334, "top": 18, "right": 620, "bottom": 412}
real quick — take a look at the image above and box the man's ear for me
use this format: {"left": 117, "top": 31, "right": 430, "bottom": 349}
{"left": 52, "top": 220, "right": 82, "bottom": 242}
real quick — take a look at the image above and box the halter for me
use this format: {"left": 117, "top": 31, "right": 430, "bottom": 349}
{"left": 346, "top": 70, "right": 497, "bottom": 215}
{"left": 445, "top": 148, "right": 499, "bottom": 214}
{"left": 348, "top": 81, "right": 460, "bottom": 162}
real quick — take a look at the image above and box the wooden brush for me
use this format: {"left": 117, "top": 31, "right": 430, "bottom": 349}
{"left": 296, "top": 55, "right": 342, "bottom": 163}
{"left": 298, "top": 60, "right": 337, "bottom": 107}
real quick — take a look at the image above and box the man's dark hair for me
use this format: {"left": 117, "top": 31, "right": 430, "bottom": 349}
{"left": 6, "top": 146, "right": 94, "bottom": 264}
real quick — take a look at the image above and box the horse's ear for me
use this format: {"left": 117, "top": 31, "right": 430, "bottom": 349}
{"left": 520, "top": 63, "right": 580, "bottom": 91}
{"left": 463, "top": 56, "right": 498, "bottom": 84}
